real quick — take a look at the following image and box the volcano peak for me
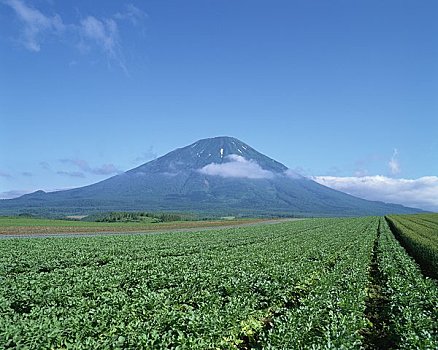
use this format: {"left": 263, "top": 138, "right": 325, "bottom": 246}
{"left": 0, "top": 137, "right": 422, "bottom": 217}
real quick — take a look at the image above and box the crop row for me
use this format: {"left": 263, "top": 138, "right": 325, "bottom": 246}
{"left": 0, "top": 218, "right": 374, "bottom": 349}
{"left": 386, "top": 214, "right": 438, "bottom": 278}
{"left": 256, "top": 218, "right": 377, "bottom": 349}
{"left": 376, "top": 218, "right": 438, "bottom": 349}
{"left": 0, "top": 216, "right": 436, "bottom": 349}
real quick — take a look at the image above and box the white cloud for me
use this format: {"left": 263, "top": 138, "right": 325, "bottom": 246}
{"left": 388, "top": 148, "right": 400, "bottom": 175}
{"left": 199, "top": 155, "right": 274, "bottom": 179}
{"left": 284, "top": 169, "right": 304, "bottom": 179}
{"left": 134, "top": 146, "right": 157, "bottom": 163}
{"left": 39, "top": 161, "right": 51, "bottom": 170}
{"left": 92, "top": 163, "right": 120, "bottom": 175}
{"left": 354, "top": 169, "right": 368, "bottom": 177}
{"left": 313, "top": 175, "right": 438, "bottom": 212}
{"left": 59, "top": 158, "right": 121, "bottom": 176}
{"left": 3, "top": 1, "right": 146, "bottom": 73}
{"left": 0, "top": 171, "right": 12, "bottom": 178}
{"left": 79, "top": 16, "right": 128, "bottom": 74}
{"left": 114, "top": 3, "right": 147, "bottom": 26}
{"left": 57, "top": 170, "right": 85, "bottom": 178}
{"left": 0, "top": 189, "right": 30, "bottom": 199}
{"left": 3, "top": 0, "right": 65, "bottom": 51}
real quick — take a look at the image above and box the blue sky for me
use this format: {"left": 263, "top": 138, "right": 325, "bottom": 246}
{"left": 1, "top": 0, "right": 437, "bottom": 211}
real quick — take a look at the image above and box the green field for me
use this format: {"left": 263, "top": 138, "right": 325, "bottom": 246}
{"left": 0, "top": 217, "right": 437, "bottom": 349}
{"left": 0, "top": 216, "right": 268, "bottom": 235}
{"left": 386, "top": 213, "right": 438, "bottom": 279}
{"left": 0, "top": 217, "right": 157, "bottom": 227}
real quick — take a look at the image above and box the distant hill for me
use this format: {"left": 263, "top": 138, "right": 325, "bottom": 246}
{"left": 0, "top": 136, "right": 423, "bottom": 217}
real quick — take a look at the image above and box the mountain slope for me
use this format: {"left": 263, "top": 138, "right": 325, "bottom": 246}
{"left": 0, "top": 137, "right": 422, "bottom": 216}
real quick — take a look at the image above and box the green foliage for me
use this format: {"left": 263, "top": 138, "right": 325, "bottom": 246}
{"left": 88, "top": 211, "right": 160, "bottom": 223}
{"left": 0, "top": 216, "right": 156, "bottom": 228}
{"left": 386, "top": 213, "right": 438, "bottom": 278}
{"left": 0, "top": 217, "right": 436, "bottom": 348}
{"left": 0, "top": 213, "right": 190, "bottom": 229}
{"left": 377, "top": 219, "right": 438, "bottom": 349}
{"left": 84, "top": 211, "right": 187, "bottom": 223}
{"left": 257, "top": 217, "right": 377, "bottom": 349}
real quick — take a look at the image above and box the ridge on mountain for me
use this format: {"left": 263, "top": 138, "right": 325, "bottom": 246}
{"left": 130, "top": 136, "right": 289, "bottom": 174}
{"left": 0, "top": 136, "right": 422, "bottom": 217}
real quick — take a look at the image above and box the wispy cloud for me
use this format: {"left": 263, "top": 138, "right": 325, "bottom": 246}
{"left": 57, "top": 170, "right": 85, "bottom": 178}
{"left": 134, "top": 146, "right": 158, "bottom": 163}
{"left": 92, "top": 163, "right": 120, "bottom": 175}
{"left": 286, "top": 166, "right": 312, "bottom": 178}
{"left": 59, "top": 158, "right": 121, "bottom": 176}
{"left": 199, "top": 155, "right": 274, "bottom": 179}
{"left": 353, "top": 153, "right": 382, "bottom": 178}
{"left": 324, "top": 166, "right": 343, "bottom": 176}
{"left": 59, "top": 158, "right": 88, "bottom": 170}
{"left": 313, "top": 175, "right": 438, "bottom": 212}
{"left": 2, "top": 1, "right": 146, "bottom": 72}
{"left": 0, "top": 189, "right": 30, "bottom": 199}
{"left": 388, "top": 148, "right": 400, "bottom": 175}
{"left": 79, "top": 16, "right": 127, "bottom": 73}
{"left": 284, "top": 169, "right": 304, "bottom": 179}
{"left": 0, "top": 171, "right": 12, "bottom": 178}
{"left": 114, "top": 3, "right": 147, "bottom": 26}
{"left": 39, "top": 161, "right": 51, "bottom": 170}
{"left": 3, "top": 0, "right": 65, "bottom": 52}
{"left": 354, "top": 169, "right": 368, "bottom": 177}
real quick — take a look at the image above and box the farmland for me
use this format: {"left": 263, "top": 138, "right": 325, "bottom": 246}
{"left": 0, "top": 216, "right": 271, "bottom": 235}
{"left": 0, "top": 217, "right": 437, "bottom": 349}
{"left": 386, "top": 213, "right": 438, "bottom": 279}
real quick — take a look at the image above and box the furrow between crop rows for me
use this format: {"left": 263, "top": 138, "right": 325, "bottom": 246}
{"left": 362, "top": 219, "right": 396, "bottom": 349}
{"left": 385, "top": 215, "right": 438, "bottom": 279}
{"left": 1, "top": 216, "right": 436, "bottom": 349}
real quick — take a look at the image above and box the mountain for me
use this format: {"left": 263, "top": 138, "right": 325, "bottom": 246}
{"left": 0, "top": 136, "right": 422, "bottom": 217}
